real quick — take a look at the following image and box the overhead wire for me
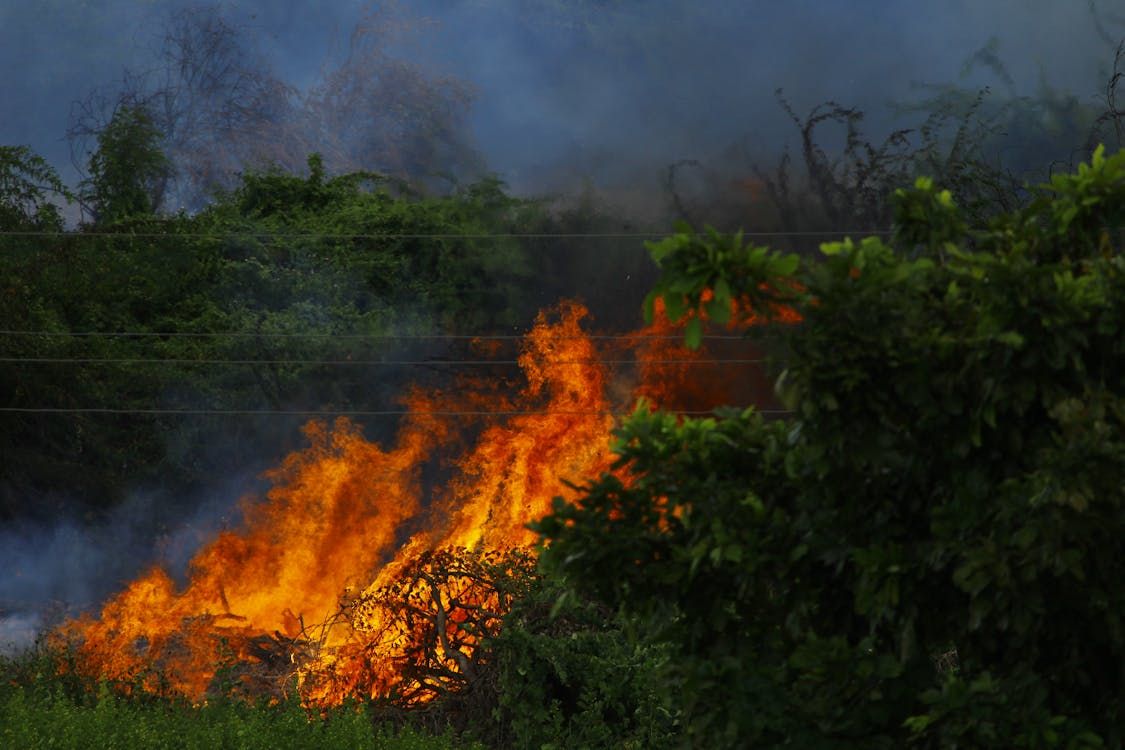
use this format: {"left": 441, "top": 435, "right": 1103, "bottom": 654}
{"left": 1, "top": 350, "right": 790, "bottom": 415}
{"left": 0, "top": 406, "right": 793, "bottom": 417}
{"left": 3, "top": 227, "right": 1121, "bottom": 240}
{"left": 0, "top": 229, "right": 896, "bottom": 239}
{"left": 0, "top": 330, "right": 754, "bottom": 340}
{"left": 0, "top": 356, "right": 771, "bottom": 366}
{"left": 0, "top": 230, "right": 797, "bottom": 417}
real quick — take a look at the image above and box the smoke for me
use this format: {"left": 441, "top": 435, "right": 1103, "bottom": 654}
{"left": 2, "top": 1, "right": 1121, "bottom": 200}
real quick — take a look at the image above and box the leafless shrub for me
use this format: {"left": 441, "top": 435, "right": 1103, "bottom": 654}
{"left": 68, "top": 3, "right": 482, "bottom": 212}
{"left": 1088, "top": 40, "right": 1125, "bottom": 152}
{"left": 304, "top": 4, "right": 483, "bottom": 186}
{"left": 69, "top": 7, "right": 299, "bottom": 210}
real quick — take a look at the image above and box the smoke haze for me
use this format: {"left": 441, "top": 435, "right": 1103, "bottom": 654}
{"left": 2, "top": 1, "right": 1121, "bottom": 196}
{"left": 0, "top": 471, "right": 262, "bottom": 652}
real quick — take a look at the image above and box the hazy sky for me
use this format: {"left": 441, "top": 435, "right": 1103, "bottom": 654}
{"left": 1, "top": 0, "right": 1122, "bottom": 194}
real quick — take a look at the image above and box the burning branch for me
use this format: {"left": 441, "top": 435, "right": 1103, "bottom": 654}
{"left": 298, "top": 547, "right": 537, "bottom": 707}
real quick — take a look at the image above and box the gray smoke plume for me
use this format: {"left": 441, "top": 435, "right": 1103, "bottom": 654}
{"left": 2, "top": 1, "right": 1121, "bottom": 201}
{"left": 0, "top": 471, "right": 261, "bottom": 653}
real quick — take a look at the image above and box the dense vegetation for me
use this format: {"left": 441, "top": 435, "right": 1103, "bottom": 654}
{"left": 0, "top": 127, "right": 649, "bottom": 524}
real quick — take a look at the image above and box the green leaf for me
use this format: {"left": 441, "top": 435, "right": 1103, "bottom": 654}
{"left": 705, "top": 296, "right": 731, "bottom": 325}
{"left": 664, "top": 293, "right": 687, "bottom": 323}
{"left": 684, "top": 317, "right": 703, "bottom": 350}
{"left": 1012, "top": 526, "right": 1037, "bottom": 550}
{"left": 713, "top": 277, "right": 732, "bottom": 305}
{"left": 642, "top": 290, "right": 657, "bottom": 324}
{"left": 772, "top": 253, "right": 800, "bottom": 276}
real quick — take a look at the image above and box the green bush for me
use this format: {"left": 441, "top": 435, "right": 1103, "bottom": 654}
{"left": 476, "top": 580, "right": 676, "bottom": 749}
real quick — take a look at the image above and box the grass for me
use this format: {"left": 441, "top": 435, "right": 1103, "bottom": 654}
{"left": 0, "top": 648, "right": 485, "bottom": 750}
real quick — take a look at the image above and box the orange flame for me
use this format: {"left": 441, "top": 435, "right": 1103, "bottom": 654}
{"left": 56, "top": 298, "right": 793, "bottom": 704}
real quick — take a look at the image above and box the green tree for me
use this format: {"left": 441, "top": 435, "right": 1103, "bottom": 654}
{"left": 80, "top": 104, "right": 172, "bottom": 225}
{"left": 535, "top": 145, "right": 1125, "bottom": 747}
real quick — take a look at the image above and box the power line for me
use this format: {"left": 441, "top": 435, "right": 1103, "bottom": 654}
{"left": 0, "top": 359, "right": 769, "bottom": 368}
{"left": 5, "top": 227, "right": 1122, "bottom": 240}
{"left": 0, "top": 229, "right": 895, "bottom": 239}
{"left": 0, "top": 407, "right": 793, "bottom": 417}
{"left": 0, "top": 330, "right": 752, "bottom": 341}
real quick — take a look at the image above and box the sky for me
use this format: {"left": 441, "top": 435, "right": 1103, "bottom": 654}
{"left": 1, "top": 0, "right": 1122, "bottom": 201}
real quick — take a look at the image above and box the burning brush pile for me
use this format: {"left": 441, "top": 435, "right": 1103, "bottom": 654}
{"left": 49, "top": 300, "right": 778, "bottom": 707}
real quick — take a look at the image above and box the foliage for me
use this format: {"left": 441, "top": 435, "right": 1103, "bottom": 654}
{"left": 0, "top": 136, "right": 654, "bottom": 525}
{"left": 0, "top": 645, "right": 484, "bottom": 749}
{"left": 475, "top": 578, "right": 676, "bottom": 749}
{"left": 202, "top": 159, "right": 541, "bottom": 332}
{"left": 536, "top": 145, "right": 1125, "bottom": 747}
{"left": 0, "top": 681, "right": 468, "bottom": 749}
{"left": 0, "top": 145, "right": 73, "bottom": 231}
{"left": 281, "top": 545, "right": 674, "bottom": 749}
{"left": 641, "top": 221, "right": 801, "bottom": 347}
{"left": 0, "top": 153, "right": 554, "bottom": 522}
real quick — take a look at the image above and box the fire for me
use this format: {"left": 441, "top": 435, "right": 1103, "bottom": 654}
{"left": 54, "top": 297, "right": 793, "bottom": 705}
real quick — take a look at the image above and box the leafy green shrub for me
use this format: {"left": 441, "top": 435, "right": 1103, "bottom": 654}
{"left": 475, "top": 580, "right": 676, "bottom": 749}
{"left": 537, "top": 145, "right": 1125, "bottom": 747}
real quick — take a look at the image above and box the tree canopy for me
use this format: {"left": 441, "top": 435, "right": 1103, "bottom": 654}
{"left": 0, "top": 150, "right": 567, "bottom": 522}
